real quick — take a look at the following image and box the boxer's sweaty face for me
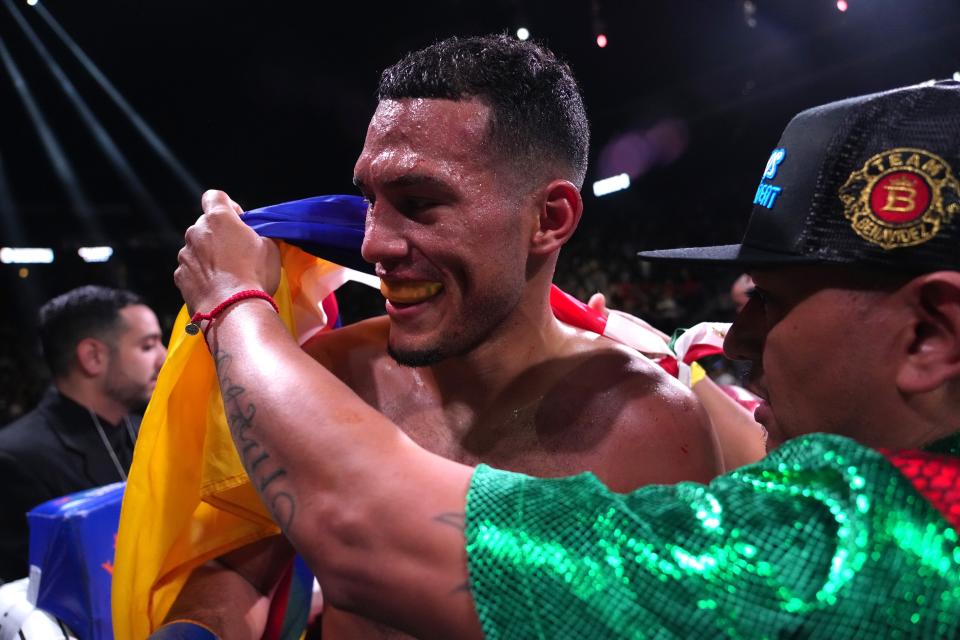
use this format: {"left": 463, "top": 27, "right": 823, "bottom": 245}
{"left": 354, "top": 98, "right": 528, "bottom": 366}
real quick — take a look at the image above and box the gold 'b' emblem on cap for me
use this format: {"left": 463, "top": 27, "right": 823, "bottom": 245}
{"left": 839, "top": 148, "right": 960, "bottom": 250}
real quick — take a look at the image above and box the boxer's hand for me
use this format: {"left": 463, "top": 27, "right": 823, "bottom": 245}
{"left": 175, "top": 189, "right": 281, "bottom": 314}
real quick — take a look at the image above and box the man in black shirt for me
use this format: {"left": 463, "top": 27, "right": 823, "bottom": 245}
{"left": 0, "top": 285, "right": 166, "bottom": 581}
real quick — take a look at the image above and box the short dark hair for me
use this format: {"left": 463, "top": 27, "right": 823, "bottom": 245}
{"left": 38, "top": 285, "right": 143, "bottom": 378}
{"left": 377, "top": 34, "right": 590, "bottom": 188}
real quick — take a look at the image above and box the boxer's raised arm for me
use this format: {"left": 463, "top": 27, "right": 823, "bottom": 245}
{"left": 175, "top": 190, "right": 482, "bottom": 640}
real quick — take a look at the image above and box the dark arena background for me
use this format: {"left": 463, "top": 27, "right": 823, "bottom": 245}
{"left": 1, "top": 0, "right": 959, "bottom": 420}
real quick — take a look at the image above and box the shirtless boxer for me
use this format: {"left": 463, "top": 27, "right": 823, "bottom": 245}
{"left": 161, "top": 34, "right": 721, "bottom": 639}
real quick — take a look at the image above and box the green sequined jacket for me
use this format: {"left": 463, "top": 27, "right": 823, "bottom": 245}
{"left": 466, "top": 433, "right": 960, "bottom": 639}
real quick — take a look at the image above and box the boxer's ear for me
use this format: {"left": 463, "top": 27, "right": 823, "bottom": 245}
{"left": 896, "top": 272, "right": 960, "bottom": 394}
{"left": 529, "top": 180, "right": 583, "bottom": 255}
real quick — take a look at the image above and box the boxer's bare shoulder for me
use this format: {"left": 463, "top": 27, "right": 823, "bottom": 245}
{"left": 469, "top": 325, "right": 722, "bottom": 491}
{"left": 302, "top": 315, "right": 389, "bottom": 371}
{"left": 301, "top": 316, "right": 402, "bottom": 401}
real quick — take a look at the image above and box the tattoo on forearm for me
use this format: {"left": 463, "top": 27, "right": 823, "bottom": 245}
{"left": 433, "top": 512, "right": 465, "bottom": 531}
{"left": 214, "top": 348, "right": 296, "bottom": 531}
{"left": 434, "top": 512, "right": 471, "bottom": 594}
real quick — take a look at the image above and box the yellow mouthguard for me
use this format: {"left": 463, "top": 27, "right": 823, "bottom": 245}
{"left": 380, "top": 280, "right": 443, "bottom": 304}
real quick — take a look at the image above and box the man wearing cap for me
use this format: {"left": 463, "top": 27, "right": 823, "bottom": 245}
{"left": 173, "top": 80, "right": 960, "bottom": 638}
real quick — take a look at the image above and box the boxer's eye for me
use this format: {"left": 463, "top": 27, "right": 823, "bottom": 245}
{"left": 400, "top": 197, "right": 435, "bottom": 213}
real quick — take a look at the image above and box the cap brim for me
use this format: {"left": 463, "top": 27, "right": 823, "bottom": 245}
{"left": 637, "top": 243, "right": 817, "bottom": 267}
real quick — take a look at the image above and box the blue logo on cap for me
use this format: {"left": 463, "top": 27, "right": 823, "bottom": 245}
{"left": 762, "top": 148, "right": 786, "bottom": 179}
{"left": 754, "top": 148, "right": 786, "bottom": 209}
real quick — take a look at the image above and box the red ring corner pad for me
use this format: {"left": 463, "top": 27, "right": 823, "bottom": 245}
{"left": 879, "top": 448, "right": 960, "bottom": 534}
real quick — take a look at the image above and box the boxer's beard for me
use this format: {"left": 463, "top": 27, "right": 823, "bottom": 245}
{"left": 388, "top": 344, "right": 445, "bottom": 368}
{"left": 387, "top": 280, "right": 524, "bottom": 368}
{"left": 387, "top": 298, "right": 510, "bottom": 368}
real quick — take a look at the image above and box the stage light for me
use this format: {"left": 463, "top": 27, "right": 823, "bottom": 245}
{"left": 35, "top": 4, "right": 203, "bottom": 197}
{"left": 592, "top": 173, "right": 630, "bottom": 197}
{"left": 742, "top": 0, "right": 757, "bottom": 28}
{"left": 596, "top": 33, "right": 608, "bottom": 48}
{"left": 954, "top": 71, "right": 960, "bottom": 82}
{"left": 26, "top": 0, "right": 38, "bottom": 5}
{"left": 516, "top": 27, "right": 530, "bottom": 41}
{"left": 78, "top": 246, "right": 114, "bottom": 263}
{"left": 18, "top": 267, "right": 28, "bottom": 278}
{"left": 8, "top": 2, "right": 172, "bottom": 235}
{"left": 1, "top": 247, "right": 54, "bottom": 264}
{"left": 836, "top": 0, "right": 848, "bottom": 11}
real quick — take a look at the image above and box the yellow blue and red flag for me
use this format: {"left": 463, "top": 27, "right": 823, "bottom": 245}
{"left": 112, "top": 196, "right": 375, "bottom": 639}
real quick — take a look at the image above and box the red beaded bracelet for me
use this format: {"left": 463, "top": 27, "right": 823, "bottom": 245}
{"left": 185, "top": 289, "right": 279, "bottom": 336}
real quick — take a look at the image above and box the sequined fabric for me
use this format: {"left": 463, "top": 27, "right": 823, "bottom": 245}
{"left": 466, "top": 433, "right": 960, "bottom": 639}
{"left": 882, "top": 448, "right": 960, "bottom": 533}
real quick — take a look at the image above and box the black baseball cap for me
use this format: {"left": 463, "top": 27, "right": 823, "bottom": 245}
{"left": 637, "top": 80, "right": 960, "bottom": 272}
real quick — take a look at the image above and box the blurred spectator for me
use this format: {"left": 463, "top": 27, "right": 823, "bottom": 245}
{"left": 0, "top": 327, "right": 46, "bottom": 424}
{"left": 730, "top": 273, "right": 754, "bottom": 312}
{"left": 0, "top": 286, "right": 166, "bottom": 582}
